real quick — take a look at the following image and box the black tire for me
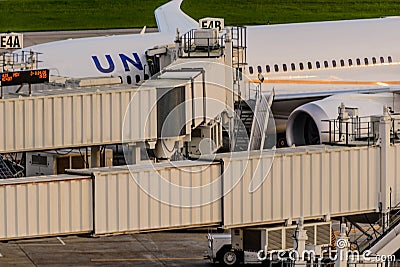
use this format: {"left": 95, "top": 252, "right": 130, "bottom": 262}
{"left": 218, "top": 247, "right": 239, "bottom": 266}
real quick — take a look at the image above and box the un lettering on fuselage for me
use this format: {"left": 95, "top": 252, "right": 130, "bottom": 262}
{"left": 92, "top": 52, "right": 143, "bottom": 74}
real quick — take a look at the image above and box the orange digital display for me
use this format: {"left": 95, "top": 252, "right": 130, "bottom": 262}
{"left": 1, "top": 69, "right": 49, "bottom": 86}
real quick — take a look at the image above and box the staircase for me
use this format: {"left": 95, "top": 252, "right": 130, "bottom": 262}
{"left": 232, "top": 100, "right": 255, "bottom": 151}
{"left": 0, "top": 155, "right": 15, "bottom": 178}
{"left": 249, "top": 91, "right": 274, "bottom": 151}
{"left": 232, "top": 90, "right": 274, "bottom": 152}
{"left": 348, "top": 203, "right": 400, "bottom": 254}
{"left": 0, "top": 155, "right": 24, "bottom": 179}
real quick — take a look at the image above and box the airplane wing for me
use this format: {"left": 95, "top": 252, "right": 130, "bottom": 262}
{"left": 155, "top": 0, "right": 198, "bottom": 34}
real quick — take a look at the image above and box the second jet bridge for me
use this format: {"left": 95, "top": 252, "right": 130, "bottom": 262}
{"left": 133, "top": 56, "right": 235, "bottom": 161}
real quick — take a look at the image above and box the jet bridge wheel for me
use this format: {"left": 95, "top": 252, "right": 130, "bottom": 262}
{"left": 218, "top": 246, "right": 240, "bottom": 266}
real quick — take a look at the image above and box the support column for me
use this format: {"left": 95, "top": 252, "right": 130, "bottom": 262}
{"left": 334, "top": 223, "right": 349, "bottom": 267}
{"left": 294, "top": 217, "right": 308, "bottom": 262}
{"left": 91, "top": 146, "right": 101, "bottom": 168}
{"left": 379, "top": 107, "right": 393, "bottom": 229}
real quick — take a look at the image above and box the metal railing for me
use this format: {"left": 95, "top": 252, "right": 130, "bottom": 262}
{"left": 179, "top": 29, "right": 226, "bottom": 58}
{"left": 322, "top": 114, "right": 400, "bottom": 146}
{"left": 322, "top": 116, "right": 379, "bottom": 146}
{"left": 349, "top": 201, "right": 400, "bottom": 252}
{"left": 1, "top": 50, "right": 42, "bottom": 72}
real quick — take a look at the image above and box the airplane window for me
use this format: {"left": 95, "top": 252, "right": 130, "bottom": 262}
{"left": 291, "top": 63, "right": 296, "bottom": 71}
{"left": 372, "top": 57, "right": 377, "bottom": 64}
{"left": 340, "top": 59, "right": 345, "bottom": 67}
{"left": 348, "top": 59, "right": 353, "bottom": 66}
{"left": 274, "top": 64, "right": 279, "bottom": 72}
{"left": 283, "top": 64, "right": 288, "bottom": 72}
{"left": 257, "top": 66, "right": 262, "bottom": 73}
{"left": 249, "top": 66, "right": 254, "bottom": 74}
{"left": 388, "top": 56, "right": 393, "bottom": 63}
{"left": 316, "top": 61, "right": 320, "bottom": 69}
{"left": 356, "top": 58, "right": 361, "bottom": 65}
{"left": 135, "top": 75, "right": 140, "bottom": 83}
{"left": 364, "top": 58, "right": 369, "bottom": 65}
{"left": 127, "top": 75, "right": 132, "bottom": 84}
{"left": 266, "top": 65, "right": 271, "bottom": 73}
{"left": 307, "top": 62, "right": 312, "bottom": 69}
{"left": 332, "top": 60, "right": 337, "bottom": 67}
{"left": 324, "top": 61, "right": 328, "bottom": 68}
{"left": 380, "top": 57, "right": 385, "bottom": 63}
{"left": 299, "top": 62, "right": 304, "bottom": 70}
{"left": 118, "top": 76, "right": 123, "bottom": 83}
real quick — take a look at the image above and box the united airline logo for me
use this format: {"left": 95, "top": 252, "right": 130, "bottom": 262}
{"left": 92, "top": 52, "right": 143, "bottom": 73}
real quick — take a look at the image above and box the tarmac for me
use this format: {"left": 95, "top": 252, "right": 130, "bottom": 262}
{"left": 0, "top": 231, "right": 214, "bottom": 266}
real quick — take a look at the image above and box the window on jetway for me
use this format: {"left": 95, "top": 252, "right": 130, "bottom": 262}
{"left": 364, "top": 58, "right": 369, "bottom": 65}
{"left": 135, "top": 75, "right": 140, "bottom": 83}
{"left": 274, "top": 64, "right": 279, "bottom": 72}
{"left": 283, "top": 64, "right": 287, "bottom": 72}
{"left": 316, "top": 61, "right": 320, "bottom": 69}
{"left": 380, "top": 57, "right": 385, "bottom": 63}
{"left": 324, "top": 61, "right": 328, "bottom": 68}
{"left": 249, "top": 66, "right": 254, "bottom": 74}
{"left": 332, "top": 60, "right": 337, "bottom": 67}
{"left": 291, "top": 63, "right": 295, "bottom": 71}
{"left": 299, "top": 62, "right": 304, "bottom": 70}
{"left": 257, "top": 66, "right": 262, "bottom": 73}
{"left": 348, "top": 59, "right": 353, "bottom": 66}
{"left": 127, "top": 75, "right": 132, "bottom": 84}
{"left": 388, "top": 56, "right": 393, "bottom": 63}
{"left": 340, "top": 59, "right": 345, "bottom": 67}
{"left": 356, "top": 58, "right": 361, "bottom": 65}
{"left": 307, "top": 62, "right": 312, "bottom": 69}
{"left": 266, "top": 65, "right": 271, "bottom": 73}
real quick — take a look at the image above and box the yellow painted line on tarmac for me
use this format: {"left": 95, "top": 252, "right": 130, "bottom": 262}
{"left": 91, "top": 257, "right": 204, "bottom": 262}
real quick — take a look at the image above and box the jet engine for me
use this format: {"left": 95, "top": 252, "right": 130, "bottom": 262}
{"left": 286, "top": 93, "right": 395, "bottom": 146}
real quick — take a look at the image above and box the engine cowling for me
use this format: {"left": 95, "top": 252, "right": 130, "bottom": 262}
{"left": 286, "top": 93, "right": 394, "bottom": 146}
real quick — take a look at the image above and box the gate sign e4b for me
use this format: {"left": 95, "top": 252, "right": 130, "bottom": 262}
{"left": 1, "top": 33, "right": 23, "bottom": 49}
{"left": 199, "top": 18, "right": 225, "bottom": 32}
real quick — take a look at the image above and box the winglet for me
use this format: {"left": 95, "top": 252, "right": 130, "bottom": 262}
{"left": 155, "top": 0, "right": 198, "bottom": 34}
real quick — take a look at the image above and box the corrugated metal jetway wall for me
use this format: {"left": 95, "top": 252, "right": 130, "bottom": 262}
{"left": 0, "top": 87, "right": 157, "bottom": 153}
{"left": 0, "top": 144, "right": 393, "bottom": 240}
{"left": 70, "top": 161, "right": 222, "bottom": 235}
{"left": 385, "top": 144, "right": 400, "bottom": 208}
{"left": 0, "top": 175, "right": 93, "bottom": 240}
{"left": 220, "top": 145, "right": 381, "bottom": 228}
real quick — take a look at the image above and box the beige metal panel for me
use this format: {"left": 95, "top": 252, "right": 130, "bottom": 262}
{"left": 0, "top": 175, "right": 92, "bottom": 240}
{"left": 0, "top": 88, "right": 157, "bottom": 153}
{"left": 222, "top": 146, "right": 380, "bottom": 228}
{"left": 84, "top": 161, "right": 222, "bottom": 235}
{"left": 387, "top": 144, "right": 400, "bottom": 207}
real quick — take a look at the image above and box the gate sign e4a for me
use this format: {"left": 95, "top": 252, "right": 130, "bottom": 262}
{"left": 1, "top": 33, "right": 23, "bottom": 49}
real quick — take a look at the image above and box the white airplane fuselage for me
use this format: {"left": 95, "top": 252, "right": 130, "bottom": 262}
{"left": 30, "top": 16, "right": 400, "bottom": 91}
